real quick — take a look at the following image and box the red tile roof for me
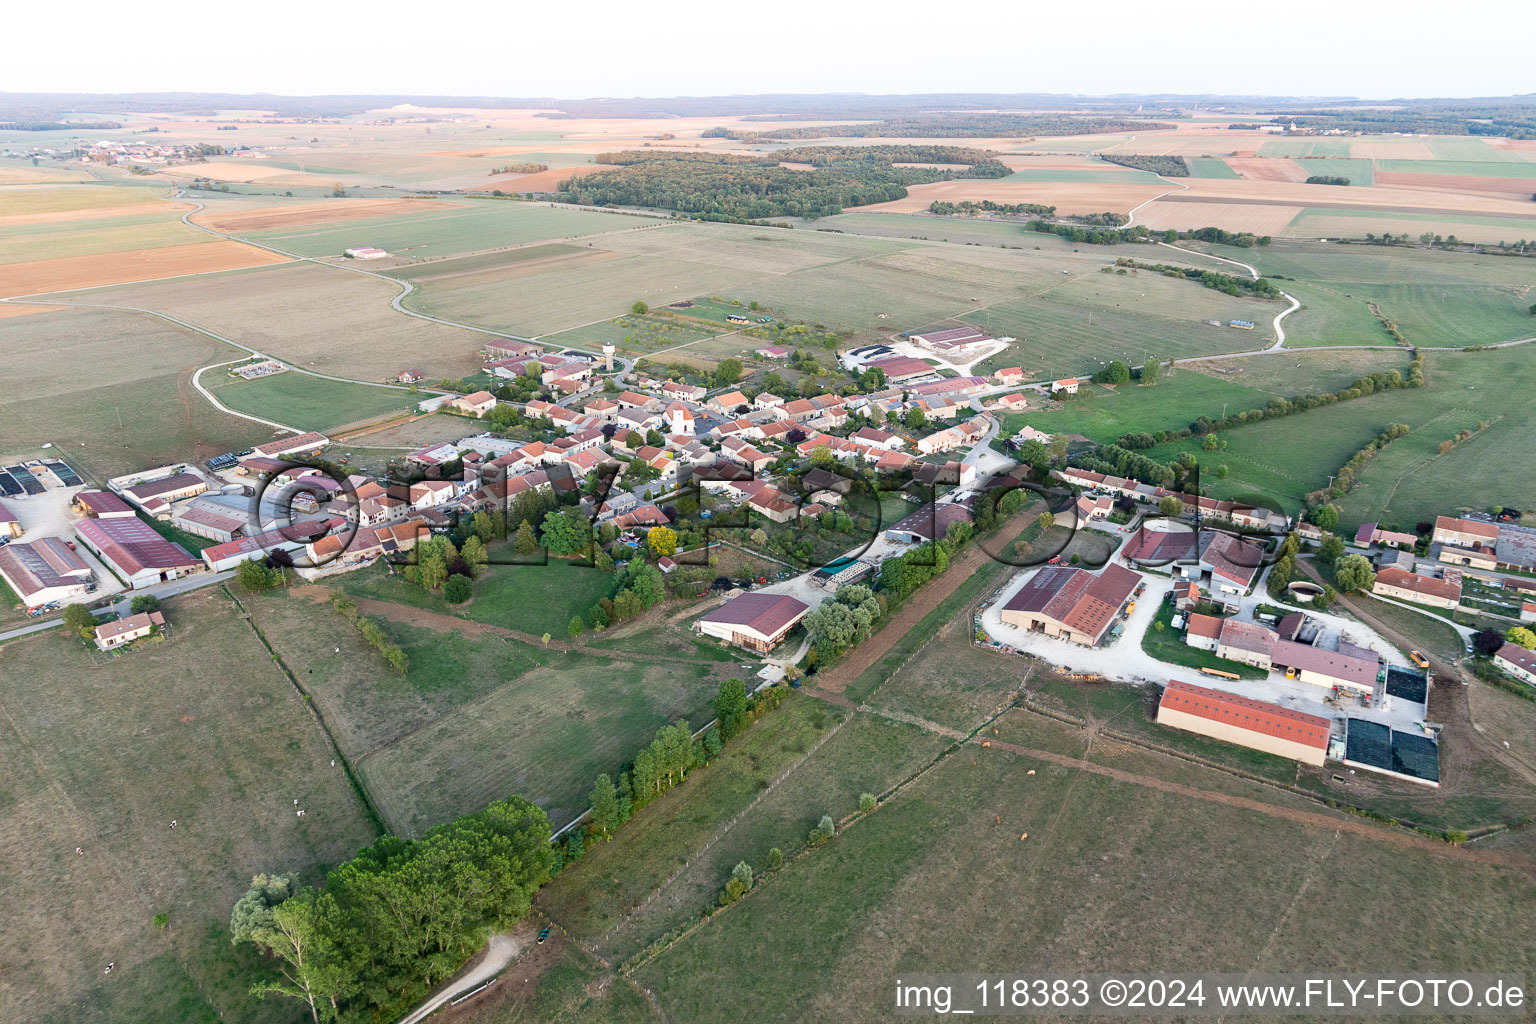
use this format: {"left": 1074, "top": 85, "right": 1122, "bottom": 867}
{"left": 1374, "top": 567, "right": 1462, "bottom": 604}
{"left": 76, "top": 516, "right": 198, "bottom": 576}
{"left": 1161, "top": 680, "right": 1329, "bottom": 750}
{"left": 701, "top": 593, "right": 809, "bottom": 637}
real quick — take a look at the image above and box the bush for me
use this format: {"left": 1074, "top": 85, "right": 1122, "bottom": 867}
{"left": 130, "top": 594, "right": 161, "bottom": 615}
{"left": 444, "top": 573, "right": 473, "bottom": 604}
{"left": 767, "top": 847, "right": 783, "bottom": 870}
{"left": 859, "top": 792, "right": 877, "bottom": 812}
{"left": 807, "top": 813, "right": 835, "bottom": 847}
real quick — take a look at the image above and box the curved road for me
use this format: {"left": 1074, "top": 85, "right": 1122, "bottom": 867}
{"left": 1156, "top": 240, "right": 1300, "bottom": 351}
{"left": 396, "top": 933, "right": 521, "bottom": 1024}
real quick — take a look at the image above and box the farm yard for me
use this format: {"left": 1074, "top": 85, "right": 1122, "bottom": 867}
{"left": 0, "top": 588, "right": 377, "bottom": 1024}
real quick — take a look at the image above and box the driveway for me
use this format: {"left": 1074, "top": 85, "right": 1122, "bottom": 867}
{"left": 396, "top": 932, "right": 522, "bottom": 1024}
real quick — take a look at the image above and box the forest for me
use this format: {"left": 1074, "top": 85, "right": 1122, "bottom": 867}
{"left": 563, "top": 147, "right": 1010, "bottom": 222}
{"left": 1099, "top": 153, "right": 1190, "bottom": 176}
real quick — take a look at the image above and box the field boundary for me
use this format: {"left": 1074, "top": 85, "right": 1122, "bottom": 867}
{"left": 222, "top": 585, "right": 387, "bottom": 836}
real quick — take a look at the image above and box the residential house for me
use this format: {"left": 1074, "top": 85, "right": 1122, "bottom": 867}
{"left": 659, "top": 381, "right": 707, "bottom": 403}
{"left": 1184, "top": 612, "right": 1224, "bottom": 652}
{"left": 396, "top": 369, "right": 425, "bottom": 384}
{"left": 994, "top": 367, "right": 1025, "bottom": 386}
{"left": 1051, "top": 378, "right": 1080, "bottom": 395}
{"left": 709, "top": 390, "right": 751, "bottom": 415}
{"left": 94, "top": 610, "right": 166, "bottom": 650}
{"left": 453, "top": 391, "right": 498, "bottom": 417}
{"left": 1496, "top": 644, "right": 1536, "bottom": 686}
{"left": 753, "top": 392, "right": 784, "bottom": 411}
{"left": 1432, "top": 515, "right": 1500, "bottom": 549}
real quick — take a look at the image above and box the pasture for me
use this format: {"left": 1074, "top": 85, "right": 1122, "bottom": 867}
{"left": 391, "top": 247, "right": 767, "bottom": 339}
{"left": 0, "top": 305, "right": 269, "bottom": 481}
{"left": 205, "top": 371, "right": 414, "bottom": 433}
{"left": 357, "top": 647, "right": 731, "bottom": 835}
{"left": 72, "top": 260, "right": 490, "bottom": 380}
{"left": 997, "top": 370, "right": 1272, "bottom": 444}
{"left": 0, "top": 211, "right": 208, "bottom": 265}
{"left": 0, "top": 588, "right": 377, "bottom": 1024}
{"left": 959, "top": 268, "right": 1282, "bottom": 378}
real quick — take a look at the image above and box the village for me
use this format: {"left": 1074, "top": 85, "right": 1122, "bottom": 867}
{"left": 5, "top": 317, "right": 1535, "bottom": 794}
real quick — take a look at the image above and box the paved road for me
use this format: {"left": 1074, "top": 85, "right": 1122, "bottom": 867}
{"left": 396, "top": 933, "right": 522, "bottom": 1024}
{"left": 0, "top": 570, "right": 236, "bottom": 644}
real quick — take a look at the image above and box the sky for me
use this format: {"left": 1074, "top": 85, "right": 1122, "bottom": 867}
{"left": 9, "top": 0, "right": 1532, "bottom": 100}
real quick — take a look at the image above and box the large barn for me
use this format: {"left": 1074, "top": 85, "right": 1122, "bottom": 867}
{"left": 698, "top": 593, "right": 810, "bottom": 653}
{"left": 1157, "top": 680, "right": 1331, "bottom": 766}
{"left": 999, "top": 563, "right": 1142, "bottom": 646}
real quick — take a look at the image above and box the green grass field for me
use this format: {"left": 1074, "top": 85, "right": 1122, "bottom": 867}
{"left": 997, "top": 370, "right": 1272, "bottom": 443}
{"left": 1293, "top": 158, "right": 1376, "bottom": 186}
{"left": 1376, "top": 159, "right": 1536, "bottom": 178}
{"left": 206, "top": 370, "right": 412, "bottom": 432}
{"left": 1134, "top": 348, "right": 1536, "bottom": 525}
{"left": 0, "top": 588, "right": 377, "bottom": 1024}
{"left": 0, "top": 185, "right": 169, "bottom": 217}
{"left": 343, "top": 559, "right": 618, "bottom": 638}
{"left": 1188, "top": 157, "right": 1242, "bottom": 179}
{"left": 247, "top": 200, "right": 647, "bottom": 259}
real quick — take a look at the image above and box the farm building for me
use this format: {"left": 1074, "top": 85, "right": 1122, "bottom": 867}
{"left": 0, "top": 537, "right": 92, "bottom": 608}
{"left": 120, "top": 472, "right": 209, "bottom": 518}
{"left": 171, "top": 497, "right": 249, "bottom": 544}
{"left": 248, "top": 432, "right": 330, "bottom": 461}
{"left": 1432, "top": 515, "right": 1499, "bottom": 549}
{"left": 344, "top": 247, "right": 388, "bottom": 259}
{"left": 865, "top": 356, "right": 937, "bottom": 383}
{"left": 73, "top": 490, "right": 135, "bottom": 519}
{"left": 1157, "top": 680, "right": 1329, "bottom": 767}
{"left": 1494, "top": 644, "right": 1536, "bottom": 687}
{"left": 999, "top": 563, "right": 1142, "bottom": 647}
{"left": 908, "top": 325, "right": 995, "bottom": 356}
{"left": 75, "top": 517, "right": 200, "bottom": 589}
{"left": 484, "top": 340, "right": 542, "bottom": 360}
{"left": 697, "top": 592, "right": 810, "bottom": 653}
{"left": 756, "top": 345, "right": 789, "bottom": 359}
{"left": 1372, "top": 567, "right": 1461, "bottom": 610}
{"left": 885, "top": 502, "right": 973, "bottom": 545}
{"left": 0, "top": 500, "right": 19, "bottom": 539}
{"left": 94, "top": 610, "right": 165, "bottom": 650}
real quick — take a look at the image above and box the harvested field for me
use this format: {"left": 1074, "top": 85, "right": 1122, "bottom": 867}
{"left": 466, "top": 164, "right": 609, "bottom": 192}
{"left": 0, "top": 201, "right": 192, "bottom": 228}
{"left": 193, "top": 197, "right": 468, "bottom": 234}
{"left": 1286, "top": 209, "right": 1536, "bottom": 245}
{"left": 389, "top": 242, "right": 626, "bottom": 286}
{"left": 1346, "top": 139, "right": 1438, "bottom": 160}
{"left": 1177, "top": 177, "right": 1536, "bottom": 217}
{"left": 590, "top": 220, "right": 911, "bottom": 273}
{"left": 0, "top": 303, "right": 63, "bottom": 319}
{"left": 153, "top": 160, "right": 298, "bottom": 182}
{"left": 1373, "top": 171, "right": 1536, "bottom": 200}
{"left": 0, "top": 213, "right": 210, "bottom": 266}
{"left": 73, "top": 260, "right": 488, "bottom": 380}
{"left": 856, "top": 179, "right": 1168, "bottom": 215}
{"left": 1225, "top": 156, "right": 1310, "bottom": 182}
{"left": 3, "top": 241, "right": 291, "bottom": 298}
{"left": 0, "top": 164, "right": 95, "bottom": 184}
{"left": 1135, "top": 199, "right": 1301, "bottom": 235}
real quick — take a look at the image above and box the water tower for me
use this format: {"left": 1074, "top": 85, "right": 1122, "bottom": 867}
{"left": 602, "top": 344, "right": 615, "bottom": 371}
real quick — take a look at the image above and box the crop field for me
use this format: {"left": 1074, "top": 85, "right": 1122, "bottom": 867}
{"left": 204, "top": 370, "right": 413, "bottom": 432}
{"left": 1136, "top": 199, "right": 1303, "bottom": 236}
{"left": 0, "top": 305, "right": 269, "bottom": 480}
{"left": 0, "top": 211, "right": 210, "bottom": 265}
{"left": 243, "top": 198, "right": 649, "bottom": 259}
{"left": 73, "top": 260, "right": 489, "bottom": 380}
{"left": 3, "top": 240, "right": 293, "bottom": 299}
{"left": 0, "top": 185, "right": 170, "bottom": 219}
{"left": 635, "top": 718, "right": 1536, "bottom": 1023}
{"left": 1188, "top": 156, "right": 1242, "bottom": 179}
{"left": 1293, "top": 158, "right": 1375, "bottom": 185}
{"left": 391, "top": 249, "right": 768, "bottom": 338}
{"left": 1286, "top": 207, "right": 1536, "bottom": 245}
{"left": 591, "top": 219, "right": 914, "bottom": 272}
{"left": 191, "top": 196, "right": 466, "bottom": 234}
{"left": 960, "top": 270, "right": 1281, "bottom": 378}
{"left": 859, "top": 178, "right": 1169, "bottom": 215}
{"left": 0, "top": 588, "right": 377, "bottom": 1024}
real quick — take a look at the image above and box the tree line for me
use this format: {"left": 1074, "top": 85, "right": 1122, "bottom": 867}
{"left": 1112, "top": 258, "right": 1282, "bottom": 298}
{"left": 231, "top": 796, "right": 555, "bottom": 1023}
{"left": 490, "top": 162, "right": 548, "bottom": 174}
{"left": 929, "top": 199, "right": 1056, "bottom": 216}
